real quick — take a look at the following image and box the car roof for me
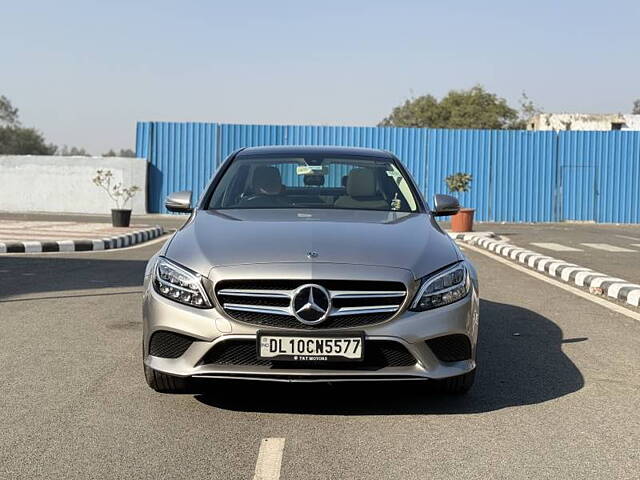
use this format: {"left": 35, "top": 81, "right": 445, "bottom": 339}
{"left": 237, "top": 145, "right": 396, "bottom": 158}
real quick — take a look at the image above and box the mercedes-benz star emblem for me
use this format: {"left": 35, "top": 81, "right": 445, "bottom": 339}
{"left": 292, "top": 284, "right": 331, "bottom": 325}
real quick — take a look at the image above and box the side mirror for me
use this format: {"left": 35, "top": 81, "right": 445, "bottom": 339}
{"left": 432, "top": 194, "right": 460, "bottom": 216}
{"left": 165, "top": 190, "right": 193, "bottom": 213}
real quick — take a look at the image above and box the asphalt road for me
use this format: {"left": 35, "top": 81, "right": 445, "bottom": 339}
{"left": 1, "top": 238, "right": 639, "bottom": 479}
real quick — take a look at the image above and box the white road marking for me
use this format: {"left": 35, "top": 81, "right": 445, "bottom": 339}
{"left": 460, "top": 242, "right": 640, "bottom": 323}
{"left": 253, "top": 438, "right": 285, "bottom": 480}
{"left": 615, "top": 234, "right": 640, "bottom": 241}
{"left": 530, "top": 242, "right": 583, "bottom": 252}
{"left": 580, "top": 243, "right": 637, "bottom": 252}
{"left": 632, "top": 244, "right": 640, "bottom": 248}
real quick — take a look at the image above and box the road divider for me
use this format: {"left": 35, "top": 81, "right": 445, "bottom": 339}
{"left": 450, "top": 232, "right": 640, "bottom": 309}
{"left": 0, "top": 226, "right": 165, "bottom": 254}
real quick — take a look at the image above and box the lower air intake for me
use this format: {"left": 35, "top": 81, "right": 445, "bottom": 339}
{"left": 425, "top": 334, "right": 472, "bottom": 362}
{"left": 149, "top": 331, "right": 195, "bottom": 358}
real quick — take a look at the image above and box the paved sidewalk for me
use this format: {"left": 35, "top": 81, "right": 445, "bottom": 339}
{"left": 0, "top": 211, "right": 188, "bottom": 231}
{"left": 0, "top": 220, "right": 165, "bottom": 253}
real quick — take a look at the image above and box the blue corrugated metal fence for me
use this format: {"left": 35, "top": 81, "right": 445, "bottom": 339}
{"left": 136, "top": 122, "right": 640, "bottom": 223}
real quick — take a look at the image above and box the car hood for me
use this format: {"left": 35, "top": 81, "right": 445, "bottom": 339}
{"left": 165, "top": 209, "right": 460, "bottom": 278}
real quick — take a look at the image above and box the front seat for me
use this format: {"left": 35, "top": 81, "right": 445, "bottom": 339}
{"left": 334, "top": 168, "right": 389, "bottom": 210}
{"left": 239, "top": 166, "right": 289, "bottom": 207}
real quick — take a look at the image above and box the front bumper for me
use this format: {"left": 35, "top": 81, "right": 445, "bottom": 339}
{"left": 142, "top": 271, "right": 479, "bottom": 382}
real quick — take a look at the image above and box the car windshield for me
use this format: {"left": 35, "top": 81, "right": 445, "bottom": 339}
{"left": 207, "top": 154, "right": 420, "bottom": 212}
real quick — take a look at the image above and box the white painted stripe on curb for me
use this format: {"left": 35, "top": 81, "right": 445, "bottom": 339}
{"left": 574, "top": 270, "right": 605, "bottom": 287}
{"left": 561, "top": 266, "right": 591, "bottom": 282}
{"left": 92, "top": 240, "right": 104, "bottom": 250}
{"left": 253, "top": 438, "right": 285, "bottom": 480}
{"left": 608, "top": 283, "right": 640, "bottom": 298}
{"left": 627, "top": 290, "right": 640, "bottom": 307}
{"left": 549, "top": 262, "right": 571, "bottom": 277}
{"left": 537, "top": 258, "right": 555, "bottom": 272}
{"left": 581, "top": 243, "right": 637, "bottom": 253}
{"left": 530, "top": 242, "right": 584, "bottom": 252}
{"left": 528, "top": 255, "right": 549, "bottom": 268}
{"left": 23, "top": 241, "right": 42, "bottom": 253}
{"left": 57, "top": 240, "right": 75, "bottom": 252}
{"left": 0, "top": 243, "right": 6, "bottom": 253}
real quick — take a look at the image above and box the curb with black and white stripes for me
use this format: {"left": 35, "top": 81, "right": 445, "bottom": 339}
{"left": 0, "top": 226, "right": 165, "bottom": 254}
{"left": 450, "top": 232, "right": 640, "bottom": 309}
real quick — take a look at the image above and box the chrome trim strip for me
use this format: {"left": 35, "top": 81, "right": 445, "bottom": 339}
{"left": 218, "top": 289, "right": 291, "bottom": 298}
{"left": 331, "top": 305, "right": 399, "bottom": 316}
{"left": 191, "top": 375, "right": 428, "bottom": 383}
{"left": 331, "top": 291, "right": 406, "bottom": 299}
{"left": 223, "top": 303, "right": 292, "bottom": 316}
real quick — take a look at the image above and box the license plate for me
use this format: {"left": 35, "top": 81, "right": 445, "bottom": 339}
{"left": 257, "top": 331, "right": 364, "bottom": 362}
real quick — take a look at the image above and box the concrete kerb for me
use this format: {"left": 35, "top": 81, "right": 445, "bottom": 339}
{"left": 450, "top": 231, "right": 640, "bottom": 308}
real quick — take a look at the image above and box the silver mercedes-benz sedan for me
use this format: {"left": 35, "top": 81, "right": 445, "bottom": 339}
{"left": 142, "top": 146, "right": 479, "bottom": 394}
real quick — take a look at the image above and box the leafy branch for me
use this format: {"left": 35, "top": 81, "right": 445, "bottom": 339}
{"left": 92, "top": 169, "right": 140, "bottom": 209}
{"left": 445, "top": 172, "right": 472, "bottom": 194}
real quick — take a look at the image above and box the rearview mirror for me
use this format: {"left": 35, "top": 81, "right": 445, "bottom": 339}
{"left": 432, "top": 194, "right": 460, "bottom": 216}
{"left": 165, "top": 190, "right": 193, "bottom": 213}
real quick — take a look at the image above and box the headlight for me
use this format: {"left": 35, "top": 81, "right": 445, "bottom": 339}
{"left": 153, "top": 257, "right": 212, "bottom": 308}
{"left": 410, "top": 262, "right": 470, "bottom": 311}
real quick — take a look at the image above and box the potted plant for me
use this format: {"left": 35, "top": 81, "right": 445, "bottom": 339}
{"left": 93, "top": 169, "right": 141, "bottom": 227}
{"left": 445, "top": 172, "right": 474, "bottom": 232}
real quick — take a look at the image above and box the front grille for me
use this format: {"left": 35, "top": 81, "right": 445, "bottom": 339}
{"left": 425, "top": 334, "right": 472, "bottom": 362}
{"left": 215, "top": 279, "right": 407, "bottom": 329}
{"left": 149, "top": 331, "right": 195, "bottom": 358}
{"left": 199, "top": 339, "right": 416, "bottom": 370}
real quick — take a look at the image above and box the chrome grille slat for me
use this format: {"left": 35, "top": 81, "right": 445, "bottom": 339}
{"left": 218, "top": 289, "right": 292, "bottom": 298}
{"left": 223, "top": 303, "right": 291, "bottom": 316}
{"left": 330, "top": 291, "right": 406, "bottom": 299}
{"left": 331, "top": 305, "right": 400, "bottom": 316}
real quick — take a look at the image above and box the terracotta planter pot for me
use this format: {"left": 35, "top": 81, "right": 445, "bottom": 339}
{"left": 451, "top": 208, "right": 475, "bottom": 232}
{"left": 111, "top": 209, "right": 132, "bottom": 228}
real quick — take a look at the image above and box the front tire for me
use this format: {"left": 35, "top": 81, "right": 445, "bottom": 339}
{"left": 144, "top": 365, "right": 192, "bottom": 394}
{"left": 435, "top": 369, "right": 476, "bottom": 394}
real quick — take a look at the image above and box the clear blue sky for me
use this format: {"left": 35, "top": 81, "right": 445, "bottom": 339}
{"left": 2, "top": 0, "right": 639, "bottom": 154}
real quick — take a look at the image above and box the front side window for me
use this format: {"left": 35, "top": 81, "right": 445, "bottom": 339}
{"left": 207, "top": 154, "right": 420, "bottom": 212}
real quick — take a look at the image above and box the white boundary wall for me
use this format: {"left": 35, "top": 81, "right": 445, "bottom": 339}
{"left": 0, "top": 156, "right": 147, "bottom": 214}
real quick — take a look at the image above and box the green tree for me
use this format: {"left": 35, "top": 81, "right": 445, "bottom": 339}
{"left": 59, "top": 145, "right": 90, "bottom": 156}
{"left": 118, "top": 148, "right": 135, "bottom": 157}
{"left": 0, "top": 95, "right": 20, "bottom": 126}
{"left": 379, "top": 94, "right": 446, "bottom": 128}
{"left": 511, "top": 91, "right": 544, "bottom": 129}
{"left": 0, "top": 126, "right": 57, "bottom": 155}
{"left": 0, "top": 94, "right": 57, "bottom": 154}
{"left": 103, "top": 148, "right": 136, "bottom": 157}
{"left": 379, "top": 85, "right": 521, "bottom": 129}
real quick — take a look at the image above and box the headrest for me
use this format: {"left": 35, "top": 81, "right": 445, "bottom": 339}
{"left": 252, "top": 166, "right": 282, "bottom": 195}
{"left": 346, "top": 168, "right": 376, "bottom": 197}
